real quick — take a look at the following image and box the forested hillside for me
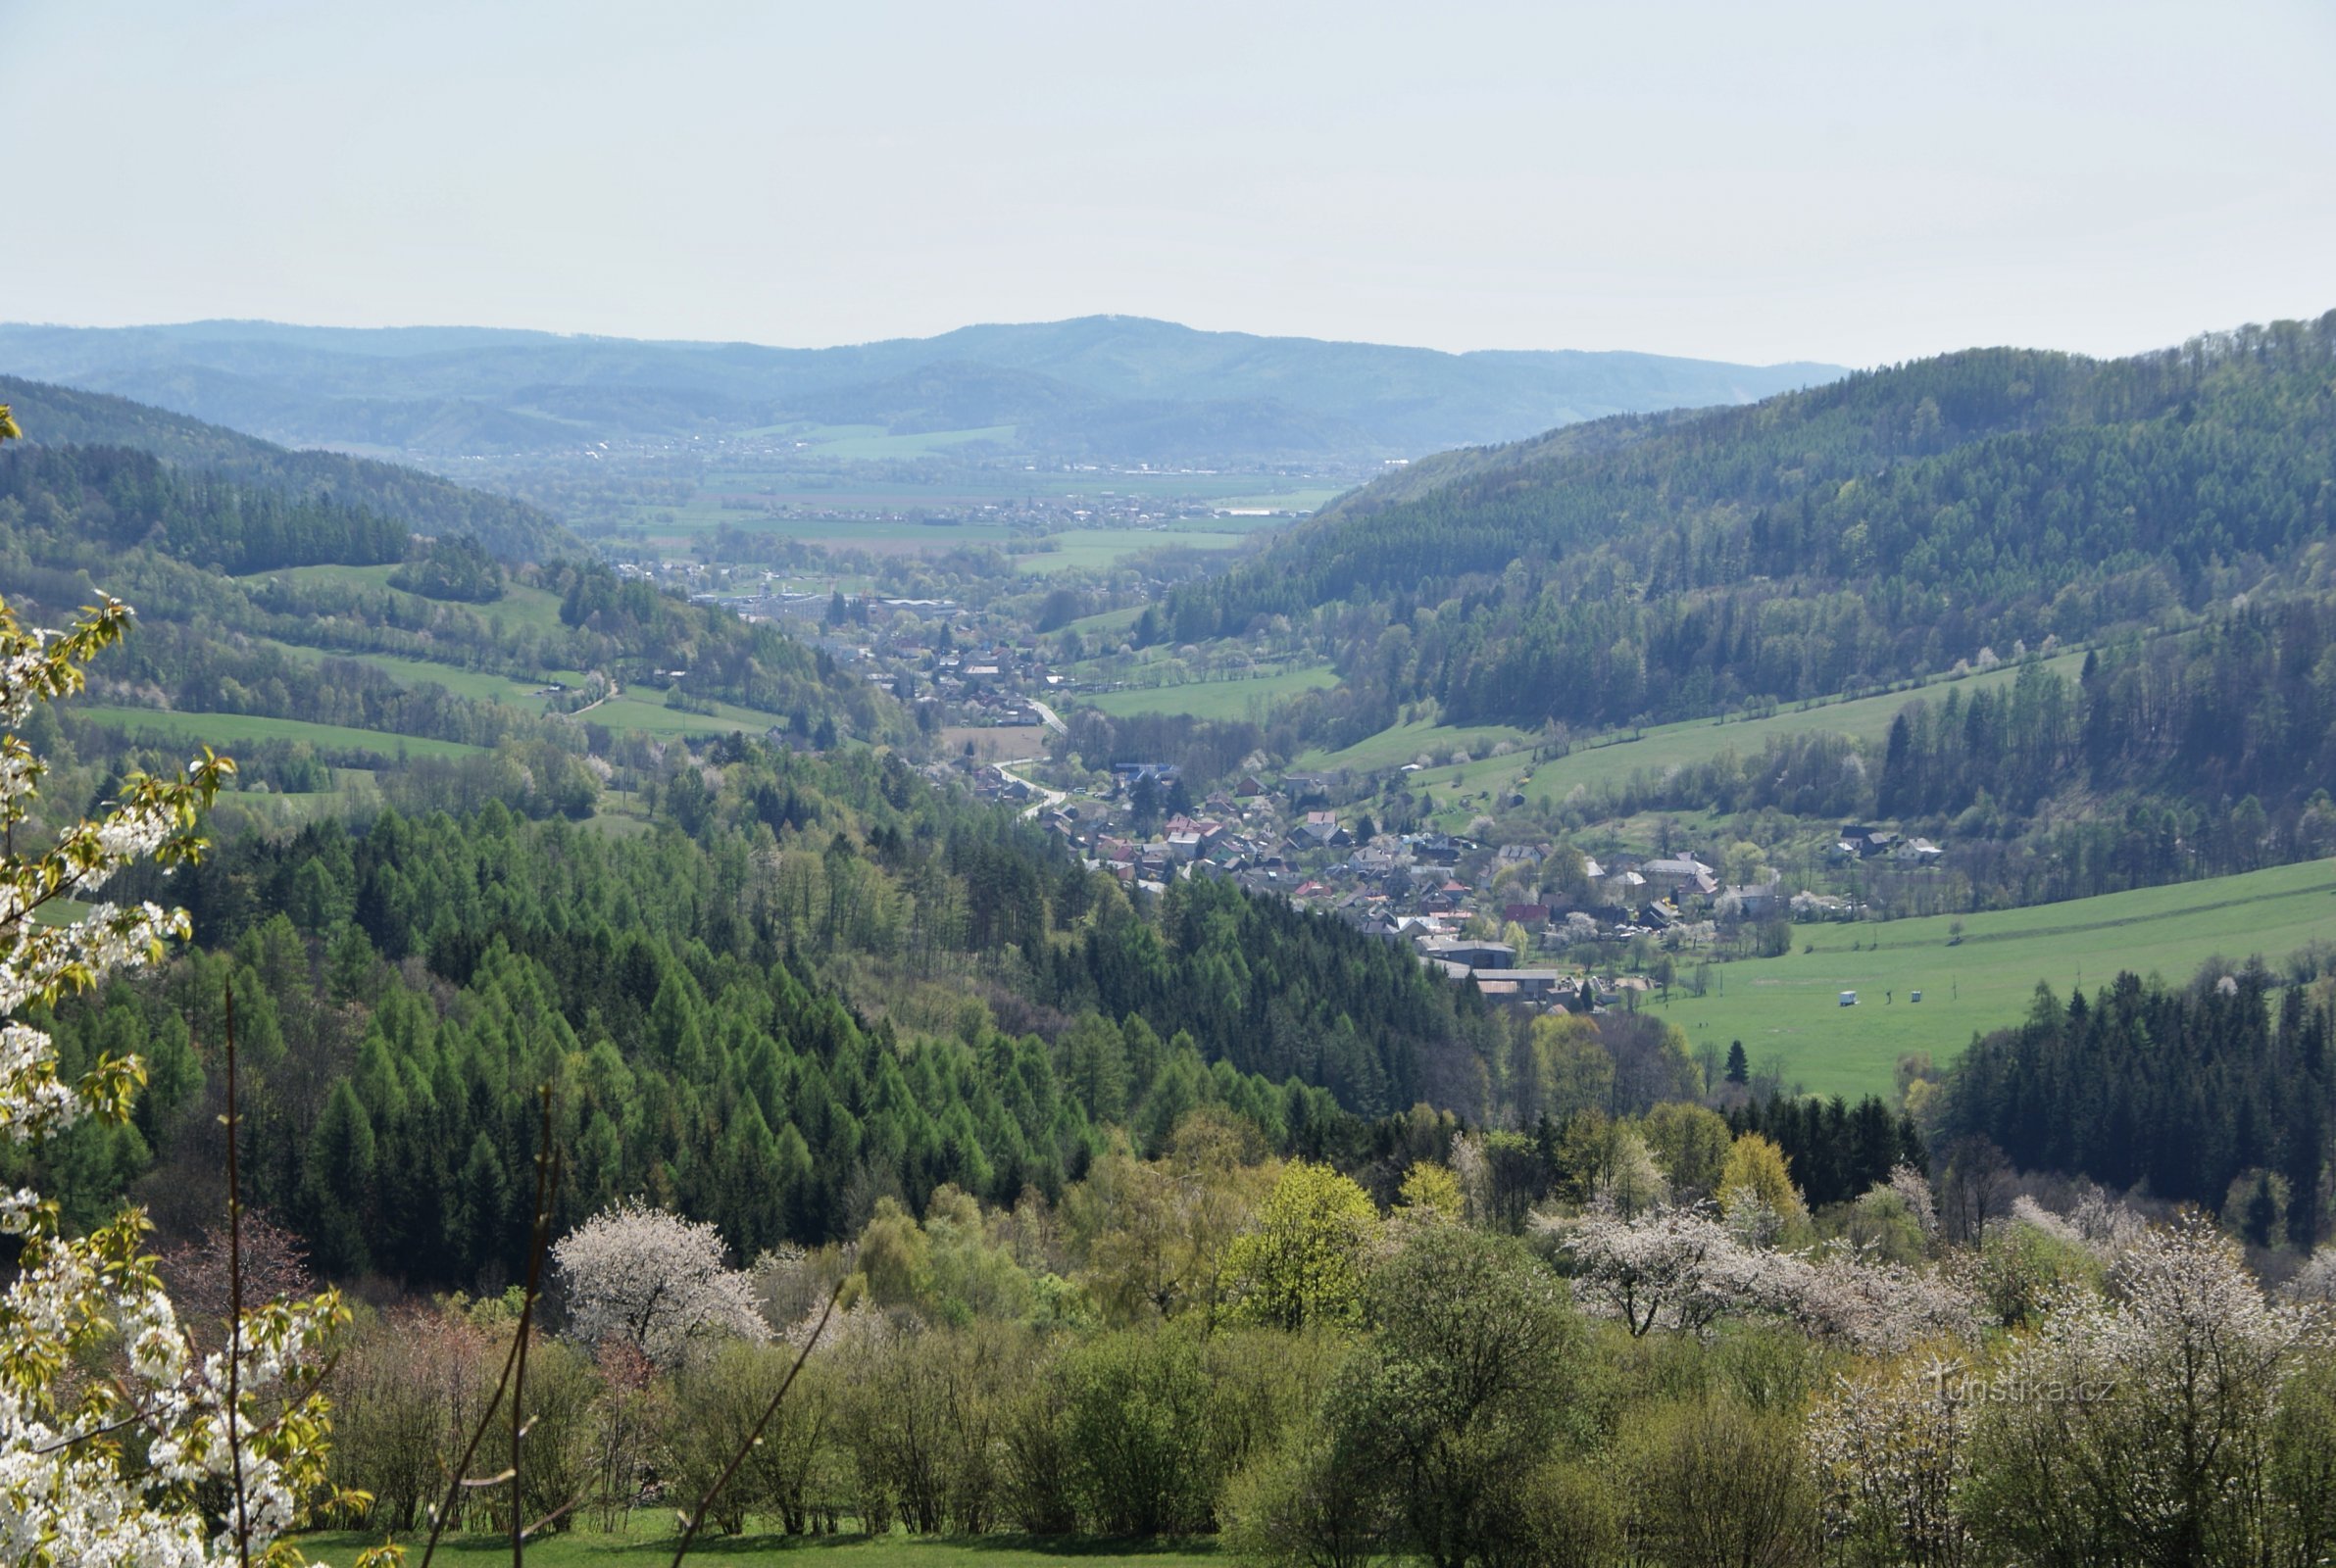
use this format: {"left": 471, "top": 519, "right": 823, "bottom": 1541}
{"left": 0, "top": 434, "right": 906, "bottom": 753}
{"left": 1160, "top": 313, "right": 2336, "bottom": 735}
{"left": 0, "top": 372, "right": 575, "bottom": 561}
{"left": 25, "top": 732, "right": 1509, "bottom": 1286}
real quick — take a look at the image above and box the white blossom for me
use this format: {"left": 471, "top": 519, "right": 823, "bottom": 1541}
{"left": 0, "top": 592, "right": 341, "bottom": 1568}
{"left": 1548, "top": 1200, "right": 1979, "bottom": 1352}
{"left": 552, "top": 1199, "right": 770, "bottom": 1366}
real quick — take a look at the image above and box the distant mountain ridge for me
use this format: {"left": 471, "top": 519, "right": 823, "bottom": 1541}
{"left": 0, "top": 316, "right": 1842, "bottom": 466}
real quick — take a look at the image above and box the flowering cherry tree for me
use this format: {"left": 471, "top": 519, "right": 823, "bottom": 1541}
{"left": 1552, "top": 1200, "right": 1978, "bottom": 1352}
{"left": 1806, "top": 1352, "right": 1974, "bottom": 1568}
{"left": 1963, "top": 1215, "right": 2328, "bottom": 1566}
{"left": 0, "top": 571, "right": 349, "bottom": 1565}
{"left": 550, "top": 1200, "right": 768, "bottom": 1366}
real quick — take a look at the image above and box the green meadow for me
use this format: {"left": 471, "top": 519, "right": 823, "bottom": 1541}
{"left": 65, "top": 705, "right": 482, "bottom": 760}
{"left": 1073, "top": 664, "right": 1339, "bottom": 720}
{"left": 1644, "top": 858, "right": 2336, "bottom": 1102}
{"left": 1305, "top": 654, "right": 2088, "bottom": 829}
{"left": 242, "top": 565, "right": 574, "bottom": 639}
{"left": 1016, "top": 529, "right": 1255, "bottom": 574}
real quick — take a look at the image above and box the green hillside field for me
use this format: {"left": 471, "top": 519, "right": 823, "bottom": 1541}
{"left": 1643, "top": 858, "right": 2336, "bottom": 1102}
{"left": 243, "top": 564, "right": 574, "bottom": 639}
{"left": 65, "top": 705, "right": 481, "bottom": 760}
{"left": 1073, "top": 663, "right": 1339, "bottom": 719}
{"left": 1296, "top": 651, "right": 2093, "bottom": 829}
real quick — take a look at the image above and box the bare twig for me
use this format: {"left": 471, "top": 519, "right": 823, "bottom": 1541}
{"left": 224, "top": 982, "right": 252, "bottom": 1568}
{"left": 419, "top": 1084, "right": 561, "bottom": 1568}
{"left": 512, "top": 1088, "right": 558, "bottom": 1568}
{"left": 665, "top": 1280, "right": 842, "bottom": 1568}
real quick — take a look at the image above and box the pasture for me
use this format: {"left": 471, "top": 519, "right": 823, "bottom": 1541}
{"left": 1073, "top": 663, "right": 1338, "bottom": 720}
{"left": 65, "top": 704, "right": 482, "bottom": 760}
{"left": 1647, "top": 858, "right": 2336, "bottom": 1102}
{"left": 240, "top": 565, "right": 574, "bottom": 639}
{"left": 295, "top": 1532, "right": 1219, "bottom": 1568}
{"left": 1320, "top": 655, "right": 2093, "bottom": 829}
{"left": 1017, "top": 528, "right": 1255, "bottom": 574}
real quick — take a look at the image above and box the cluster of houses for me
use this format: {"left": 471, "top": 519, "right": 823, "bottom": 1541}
{"left": 939, "top": 763, "right": 1885, "bottom": 1013}
{"left": 1832, "top": 823, "right": 1944, "bottom": 865}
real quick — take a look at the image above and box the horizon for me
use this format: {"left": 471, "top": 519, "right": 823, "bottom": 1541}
{"left": 11, "top": 303, "right": 2321, "bottom": 374}
{"left": 4, "top": 2, "right": 2329, "bottom": 368}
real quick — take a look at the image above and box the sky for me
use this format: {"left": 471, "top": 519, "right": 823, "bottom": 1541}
{"left": 2, "top": 1, "right": 2331, "bottom": 368}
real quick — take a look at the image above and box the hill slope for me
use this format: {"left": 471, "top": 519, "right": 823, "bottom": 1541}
{"left": 1159, "top": 311, "right": 2336, "bottom": 732}
{"left": 0, "top": 316, "right": 1840, "bottom": 466}
{"left": 0, "top": 373, "right": 576, "bottom": 562}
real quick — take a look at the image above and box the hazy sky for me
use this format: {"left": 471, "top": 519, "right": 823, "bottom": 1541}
{"left": 3, "top": 1, "right": 2331, "bottom": 367}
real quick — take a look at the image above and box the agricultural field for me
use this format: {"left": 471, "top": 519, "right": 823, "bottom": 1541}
{"left": 64, "top": 704, "right": 482, "bottom": 760}
{"left": 581, "top": 692, "right": 793, "bottom": 739}
{"left": 296, "top": 1532, "right": 1219, "bottom": 1568}
{"left": 1074, "top": 663, "right": 1338, "bottom": 720}
{"left": 1646, "top": 858, "right": 2336, "bottom": 1102}
{"left": 1016, "top": 528, "right": 1257, "bottom": 574}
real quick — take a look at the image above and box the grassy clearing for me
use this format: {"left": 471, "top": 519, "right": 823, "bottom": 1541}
{"left": 1074, "top": 665, "right": 1338, "bottom": 720}
{"left": 264, "top": 642, "right": 559, "bottom": 707}
{"left": 239, "top": 565, "right": 574, "bottom": 641}
{"left": 1016, "top": 530, "right": 1255, "bottom": 575}
{"left": 1064, "top": 605, "right": 1145, "bottom": 637}
{"left": 1298, "top": 718, "right": 1535, "bottom": 773}
{"left": 1299, "top": 655, "right": 2093, "bottom": 830}
{"left": 1644, "top": 858, "right": 2336, "bottom": 1102}
{"left": 296, "top": 1532, "right": 1219, "bottom": 1568}
{"left": 65, "top": 705, "right": 481, "bottom": 760}
{"left": 582, "top": 694, "right": 791, "bottom": 739}
{"left": 1522, "top": 652, "right": 2089, "bottom": 804}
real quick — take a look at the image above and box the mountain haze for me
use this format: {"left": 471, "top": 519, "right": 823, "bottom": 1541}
{"left": 0, "top": 316, "right": 1841, "bottom": 466}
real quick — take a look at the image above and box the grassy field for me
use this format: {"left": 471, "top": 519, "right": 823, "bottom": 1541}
{"left": 242, "top": 565, "right": 574, "bottom": 640}
{"left": 1074, "top": 664, "right": 1339, "bottom": 719}
{"left": 66, "top": 705, "right": 482, "bottom": 760}
{"left": 296, "top": 1532, "right": 1219, "bottom": 1568}
{"left": 582, "top": 693, "right": 791, "bottom": 739}
{"left": 1298, "top": 717, "right": 1536, "bottom": 773}
{"left": 1645, "top": 858, "right": 2336, "bottom": 1101}
{"left": 265, "top": 641, "right": 560, "bottom": 707}
{"left": 1064, "top": 605, "right": 1146, "bottom": 637}
{"left": 1300, "top": 654, "right": 2091, "bottom": 829}
{"left": 1520, "top": 652, "right": 2089, "bottom": 804}
{"left": 260, "top": 641, "right": 791, "bottom": 741}
{"left": 1017, "top": 529, "right": 1255, "bottom": 575}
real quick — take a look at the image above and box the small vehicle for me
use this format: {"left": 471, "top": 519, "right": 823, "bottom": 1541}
{"left": 1838, "top": 991, "right": 1858, "bottom": 1006}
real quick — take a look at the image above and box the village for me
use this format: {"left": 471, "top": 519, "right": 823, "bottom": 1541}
{"left": 937, "top": 753, "right": 1931, "bottom": 1013}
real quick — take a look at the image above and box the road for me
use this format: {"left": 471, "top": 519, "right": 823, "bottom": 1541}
{"left": 1029, "top": 699, "right": 1069, "bottom": 734}
{"left": 994, "top": 760, "right": 1069, "bottom": 821}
